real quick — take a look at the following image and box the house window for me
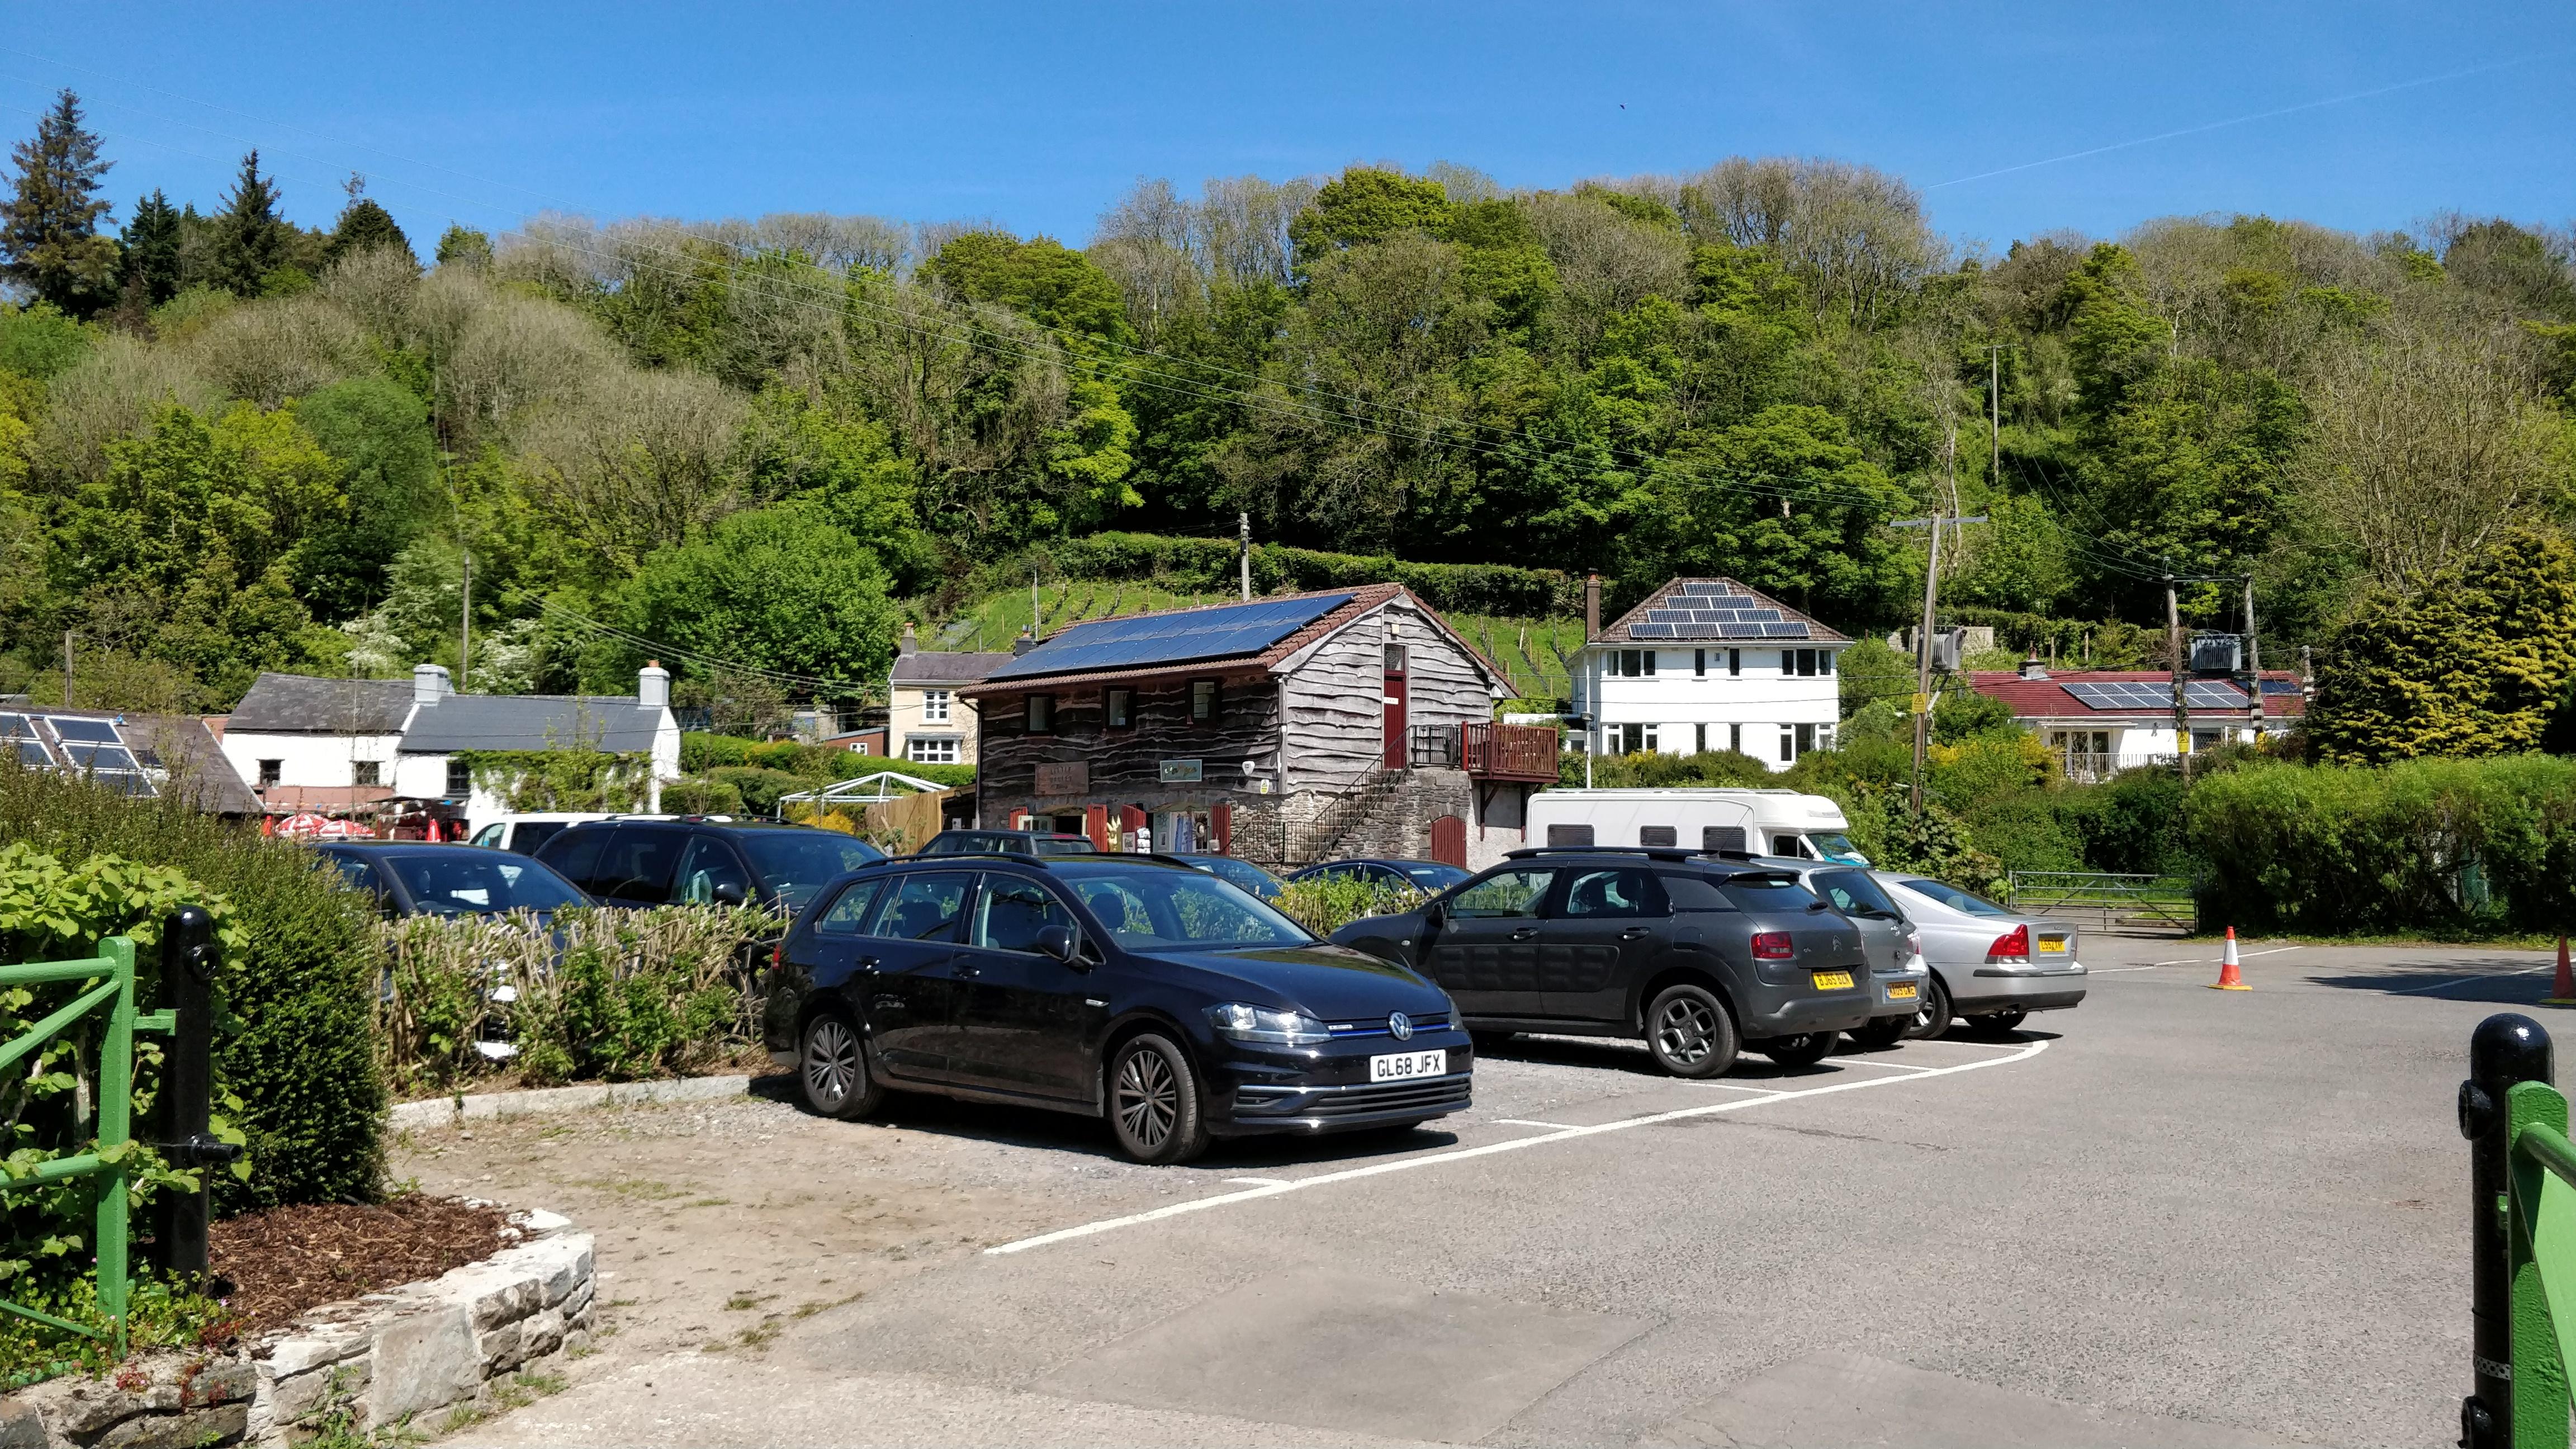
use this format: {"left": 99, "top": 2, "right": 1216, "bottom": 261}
{"left": 908, "top": 736, "right": 960, "bottom": 764}
{"left": 1694, "top": 723, "right": 1707, "bottom": 753}
{"left": 1694, "top": 648, "right": 1706, "bottom": 677}
{"left": 1729, "top": 648, "right": 1741, "bottom": 677}
{"left": 1614, "top": 649, "right": 1658, "bottom": 679}
{"left": 1026, "top": 695, "right": 1053, "bottom": 733}
{"left": 1779, "top": 727, "right": 1796, "bottom": 763}
{"left": 1820, "top": 650, "right": 1835, "bottom": 676}
{"left": 922, "top": 689, "right": 951, "bottom": 723}
{"left": 1794, "top": 723, "right": 1817, "bottom": 757}
{"left": 257, "top": 759, "right": 281, "bottom": 788}
{"left": 1619, "top": 722, "right": 1645, "bottom": 754}
{"left": 353, "top": 760, "right": 381, "bottom": 787}
{"left": 445, "top": 759, "right": 471, "bottom": 797}
{"left": 1795, "top": 649, "right": 1819, "bottom": 677}
{"left": 1642, "top": 726, "right": 1660, "bottom": 753}
{"left": 1730, "top": 723, "right": 1743, "bottom": 754}
{"left": 1384, "top": 643, "right": 1407, "bottom": 673}
{"left": 1190, "top": 680, "right": 1219, "bottom": 724}
{"left": 1106, "top": 687, "right": 1134, "bottom": 729}
{"left": 1781, "top": 650, "right": 1796, "bottom": 674}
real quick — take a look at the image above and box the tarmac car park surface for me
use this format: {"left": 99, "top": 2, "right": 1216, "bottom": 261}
{"left": 435, "top": 932, "right": 2545, "bottom": 1449}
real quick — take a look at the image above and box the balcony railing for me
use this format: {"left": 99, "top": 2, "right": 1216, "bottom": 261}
{"left": 1463, "top": 722, "right": 1560, "bottom": 782}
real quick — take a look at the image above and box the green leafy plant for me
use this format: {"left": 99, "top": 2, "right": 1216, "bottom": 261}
{"left": 1273, "top": 876, "right": 1427, "bottom": 937}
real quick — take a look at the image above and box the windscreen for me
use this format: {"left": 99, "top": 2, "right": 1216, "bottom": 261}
{"left": 740, "top": 832, "right": 888, "bottom": 913}
{"left": 1196, "top": 857, "right": 1283, "bottom": 898}
{"left": 1400, "top": 863, "right": 1470, "bottom": 890}
{"left": 1719, "top": 874, "right": 1824, "bottom": 914}
{"left": 381, "top": 853, "right": 587, "bottom": 915}
{"left": 1056, "top": 862, "right": 1312, "bottom": 951}
{"left": 1898, "top": 878, "right": 2013, "bottom": 917}
{"left": 1031, "top": 836, "right": 1098, "bottom": 855}
{"left": 1810, "top": 832, "right": 1870, "bottom": 865}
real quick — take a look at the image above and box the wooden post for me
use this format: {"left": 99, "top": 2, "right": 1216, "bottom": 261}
{"left": 2166, "top": 577, "right": 2189, "bottom": 780}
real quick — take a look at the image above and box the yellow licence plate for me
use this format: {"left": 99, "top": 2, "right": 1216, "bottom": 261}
{"left": 2038, "top": 937, "right": 2068, "bottom": 953}
{"left": 1888, "top": 982, "right": 1917, "bottom": 1000}
{"left": 1812, "top": 970, "right": 1854, "bottom": 991}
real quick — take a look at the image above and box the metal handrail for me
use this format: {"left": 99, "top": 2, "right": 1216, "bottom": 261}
{"left": 0, "top": 939, "right": 136, "bottom": 1351}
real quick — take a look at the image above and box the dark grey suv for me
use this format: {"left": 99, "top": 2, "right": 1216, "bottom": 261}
{"left": 1329, "top": 847, "right": 1877, "bottom": 1077}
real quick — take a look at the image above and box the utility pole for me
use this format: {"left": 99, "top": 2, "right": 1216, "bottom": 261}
{"left": 1031, "top": 570, "right": 1040, "bottom": 636}
{"left": 2241, "top": 576, "right": 2265, "bottom": 736}
{"left": 61, "top": 630, "right": 73, "bottom": 709}
{"left": 458, "top": 548, "right": 471, "bottom": 692}
{"left": 1238, "top": 512, "right": 1252, "bottom": 602}
{"left": 1891, "top": 513, "right": 1987, "bottom": 815}
{"left": 1985, "top": 344, "right": 2007, "bottom": 487}
{"left": 2166, "top": 576, "right": 2189, "bottom": 780}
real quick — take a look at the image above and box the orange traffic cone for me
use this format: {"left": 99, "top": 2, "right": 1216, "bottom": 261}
{"left": 2209, "top": 926, "right": 2250, "bottom": 991}
{"left": 2546, "top": 937, "right": 2576, "bottom": 1006}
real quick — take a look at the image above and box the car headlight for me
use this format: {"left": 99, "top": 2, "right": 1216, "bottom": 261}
{"left": 1205, "top": 1002, "right": 1332, "bottom": 1046}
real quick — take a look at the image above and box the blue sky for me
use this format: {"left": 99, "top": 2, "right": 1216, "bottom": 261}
{"left": 3, "top": 2, "right": 2569, "bottom": 256}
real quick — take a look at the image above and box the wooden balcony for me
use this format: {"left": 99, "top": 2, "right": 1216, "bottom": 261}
{"left": 1463, "top": 722, "right": 1560, "bottom": 783}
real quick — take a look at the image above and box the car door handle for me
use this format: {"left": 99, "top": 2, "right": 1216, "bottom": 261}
{"left": 855, "top": 956, "right": 880, "bottom": 974}
{"left": 1619, "top": 927, "right": 1650, "bottom": 939}
{"left": 954, "top": 964, "right": 981, "bottom": 979}
{"left": 1509, "top": 927, "right": 1539, "bottom": 941}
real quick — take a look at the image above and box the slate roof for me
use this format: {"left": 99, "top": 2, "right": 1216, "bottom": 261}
{"left": 1593, "top": 579, "right": 1850, "bottom": 645}
{"left": 961, "top": 584, "right": 1506, "bottom": 695}
{"left": 226, "top": 674, "right": 414, "bottom": 735}
{"left": 397, "top": 694, "right": 665, "bottom": 754}
{"left": 1968, "top": 669, "right": 2308, "bottom": 724}
{"left": 891, "top": 651, "right": 1015, "bottom": 686}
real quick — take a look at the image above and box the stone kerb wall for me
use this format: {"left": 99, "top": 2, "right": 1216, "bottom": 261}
{"left": 5, "top": 1209, "right": 594, "bottom": 1448}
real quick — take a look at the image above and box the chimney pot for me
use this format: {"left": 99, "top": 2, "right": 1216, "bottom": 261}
{"left": 637, "top": 661, "right": 671, "bottom": 710}
{"left": 2019, "top": 654, "right": 2049, "bottom": 681}
{"left": 411, "top": 662, "right": 451, "bottom": 706}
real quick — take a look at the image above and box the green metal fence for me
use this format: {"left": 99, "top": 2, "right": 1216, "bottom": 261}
{"left": 2002, "top": 871, "right": 2194, "bottom": 931}
{"left": 0, "top": 936, "right": 171, "bottom": 1355}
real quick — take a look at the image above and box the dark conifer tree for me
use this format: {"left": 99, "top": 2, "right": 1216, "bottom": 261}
{"left": 118, "top": 187, "right": 182, "bottom": 304}
{"left": 0, "top": 89, "right": 119, "bottom": 315}
{"left": 324, "top": 182, "right": 415, "bottom": 268}
{"left": 208, "top": 149, "right": 292, "bottom": 295}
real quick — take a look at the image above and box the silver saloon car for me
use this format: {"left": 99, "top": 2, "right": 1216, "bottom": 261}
{"left": 1873, "top": 873, "right": 2087, "bottom": 1038}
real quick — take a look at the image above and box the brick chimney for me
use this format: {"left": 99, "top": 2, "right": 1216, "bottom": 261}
{"left": 1584, "top": 573, "right": 1602, "bottom": 642}
{"left": 898, "top": 621, "right": 919, "bottom": 657}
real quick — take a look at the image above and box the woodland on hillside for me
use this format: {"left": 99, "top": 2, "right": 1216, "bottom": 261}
{"left": 0, "top": 90, "right": 2569, "bottom": 754}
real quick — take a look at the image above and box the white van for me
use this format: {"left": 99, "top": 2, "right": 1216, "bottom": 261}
{"left": 1523, "top": 788, "right": 1868, "bottom": 865}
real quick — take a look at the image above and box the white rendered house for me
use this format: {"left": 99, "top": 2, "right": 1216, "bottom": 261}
{"left": 1569, "top": 577, "right": 1849, "bottom": 770}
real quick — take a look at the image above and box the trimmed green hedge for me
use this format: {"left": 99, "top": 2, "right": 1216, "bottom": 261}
{"left": 0, "top": 767, "right": 383, "bottom": 1211}
{"left": 1053, "top": 532, "right": 1575, "bottom": 617}
{"left": 2187, "top": 754, "right": 2576, "bottom": 935}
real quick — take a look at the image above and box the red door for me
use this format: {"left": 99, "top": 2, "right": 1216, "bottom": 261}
{"left": 1382, "top": 644, "right": 1408, "bottom": 770}
{"left": 1429, "top": 815, "right": 1466, "bottom": 868}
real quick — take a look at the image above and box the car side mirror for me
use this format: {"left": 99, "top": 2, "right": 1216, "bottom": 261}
{"left": 712, "top": 880, "right": 748, "bottom": 907}
{"left": 1424, "top": 903, "right": 1446, "bottom": 929}
{"left": 1035, "top": 925, "right": 1080, "bottom": 964}
{"left": 1807, "top": 898, "right": 1834, "bottom": 912}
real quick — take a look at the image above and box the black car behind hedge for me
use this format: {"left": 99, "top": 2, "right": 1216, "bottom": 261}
{"left": 763, "top": 854, "right": 1470, "bottom": 1163}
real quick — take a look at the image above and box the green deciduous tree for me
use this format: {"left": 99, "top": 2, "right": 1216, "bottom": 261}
{"left": 1288, "top": 168, "right": 1455, "bottom": 259}
{"left": 2307, "top": 527, "right": 2576, "bottom": 764}
{"left": 0, "top": 90, "right": 117, "bottom": 317}
{"left": 604, "top": 505, "right": 899, "bottom": 699}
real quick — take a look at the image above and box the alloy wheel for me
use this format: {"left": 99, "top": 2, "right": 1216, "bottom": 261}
{"left": 1656, "top": 997, "right": 1717, "bottom": 1066}
{"left": 804, "top": 1018, "right": 859, "bottom": 1111}
{"left": 1116, "top": 1048, "right": 1178, "bottom": 1150}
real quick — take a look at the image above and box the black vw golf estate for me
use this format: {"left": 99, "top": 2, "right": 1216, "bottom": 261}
{"left": 764, "top": 854, "right": 1470, "bottom": 1163}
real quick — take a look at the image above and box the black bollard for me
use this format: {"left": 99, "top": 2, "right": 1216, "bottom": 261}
{"left": 2460, "top": 1011, "right": 2553, "bottom": 1448}
{"left": 150, "top": 906, "right": 221, "bottom": 1278}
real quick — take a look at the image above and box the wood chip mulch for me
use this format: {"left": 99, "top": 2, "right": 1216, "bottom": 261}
{"left": 207, "top": 1196, "right": 513, "bottom": 1337}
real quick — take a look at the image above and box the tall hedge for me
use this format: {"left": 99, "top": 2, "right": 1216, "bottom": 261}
{"left": 1052, "top": 531, "right": 1575, "bottom": 617}
{"left": 2186, "top": 754, "right": 2576, "bottom": 935}
{"left": 0, "top": 766, "right": 383, "bottom": 1210}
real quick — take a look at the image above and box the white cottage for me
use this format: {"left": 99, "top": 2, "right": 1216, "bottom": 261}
{"left": 1570, "top": 576, "right": 1850, "bottom": 770}
{"left": 219, "top": 663, "right": 683, "bottom": 831}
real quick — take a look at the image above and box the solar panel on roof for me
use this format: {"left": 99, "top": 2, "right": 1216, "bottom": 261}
{"left": 988, "top": 593, "right": 1356, "bottom": 680}
{"left": 1631, "top": 623, "right": 1677, "bottom": 637}
{"left": 2186, "top": 681, "right": 2250, "bottom": 708}
{"left": 46, "top": 717, "right": 120, "bottom": 743}
{"left": 2260, "top": 678, "right": 2303, "bottom": 695}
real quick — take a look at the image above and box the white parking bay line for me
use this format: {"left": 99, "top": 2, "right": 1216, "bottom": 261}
{"left": 2384, "top": 970, "right": 2541, "bottom": 996}
{"left": 1494, "top": 1119, "right": 1580, "bottom": 1130}
{"left": 1223, "top": 1177, "right": 1290, "bottom": 1187}
{"left": 1840, "top": 1058, "right": 1938, "bottom": 1072}
{"left": 986, "top": 1039, "right": 2049, "bottom": 1256}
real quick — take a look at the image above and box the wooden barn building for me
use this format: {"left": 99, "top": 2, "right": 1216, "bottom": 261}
{"left": 960, "top": 585, "right": 1560, "bottom": 870}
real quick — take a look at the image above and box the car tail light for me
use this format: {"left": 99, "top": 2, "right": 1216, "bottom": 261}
{"left": 1988, "top": 925, "right": 2029, "bottom": 959}
{"left": 1905, "top": 930, "right": 1923, "bottom": 959}
{"left": 1751, "top": 931, "right": 1794, "bottom": 960}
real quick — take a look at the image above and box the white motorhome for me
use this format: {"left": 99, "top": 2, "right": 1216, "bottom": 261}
{"left": 1524, "top": 788, "right": 1867, "bottom": 865}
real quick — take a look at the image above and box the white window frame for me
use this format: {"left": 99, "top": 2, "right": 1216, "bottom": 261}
{"left": 922, "top": 689, "right": 952, "bottom": 724}
{"left": 907, "top": 735, "right": 962, "bottom": 765}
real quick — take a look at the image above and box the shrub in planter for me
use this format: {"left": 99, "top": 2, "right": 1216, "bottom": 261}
{"left": 1274, "top": 876, "right": 1426, "bottom": 937}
